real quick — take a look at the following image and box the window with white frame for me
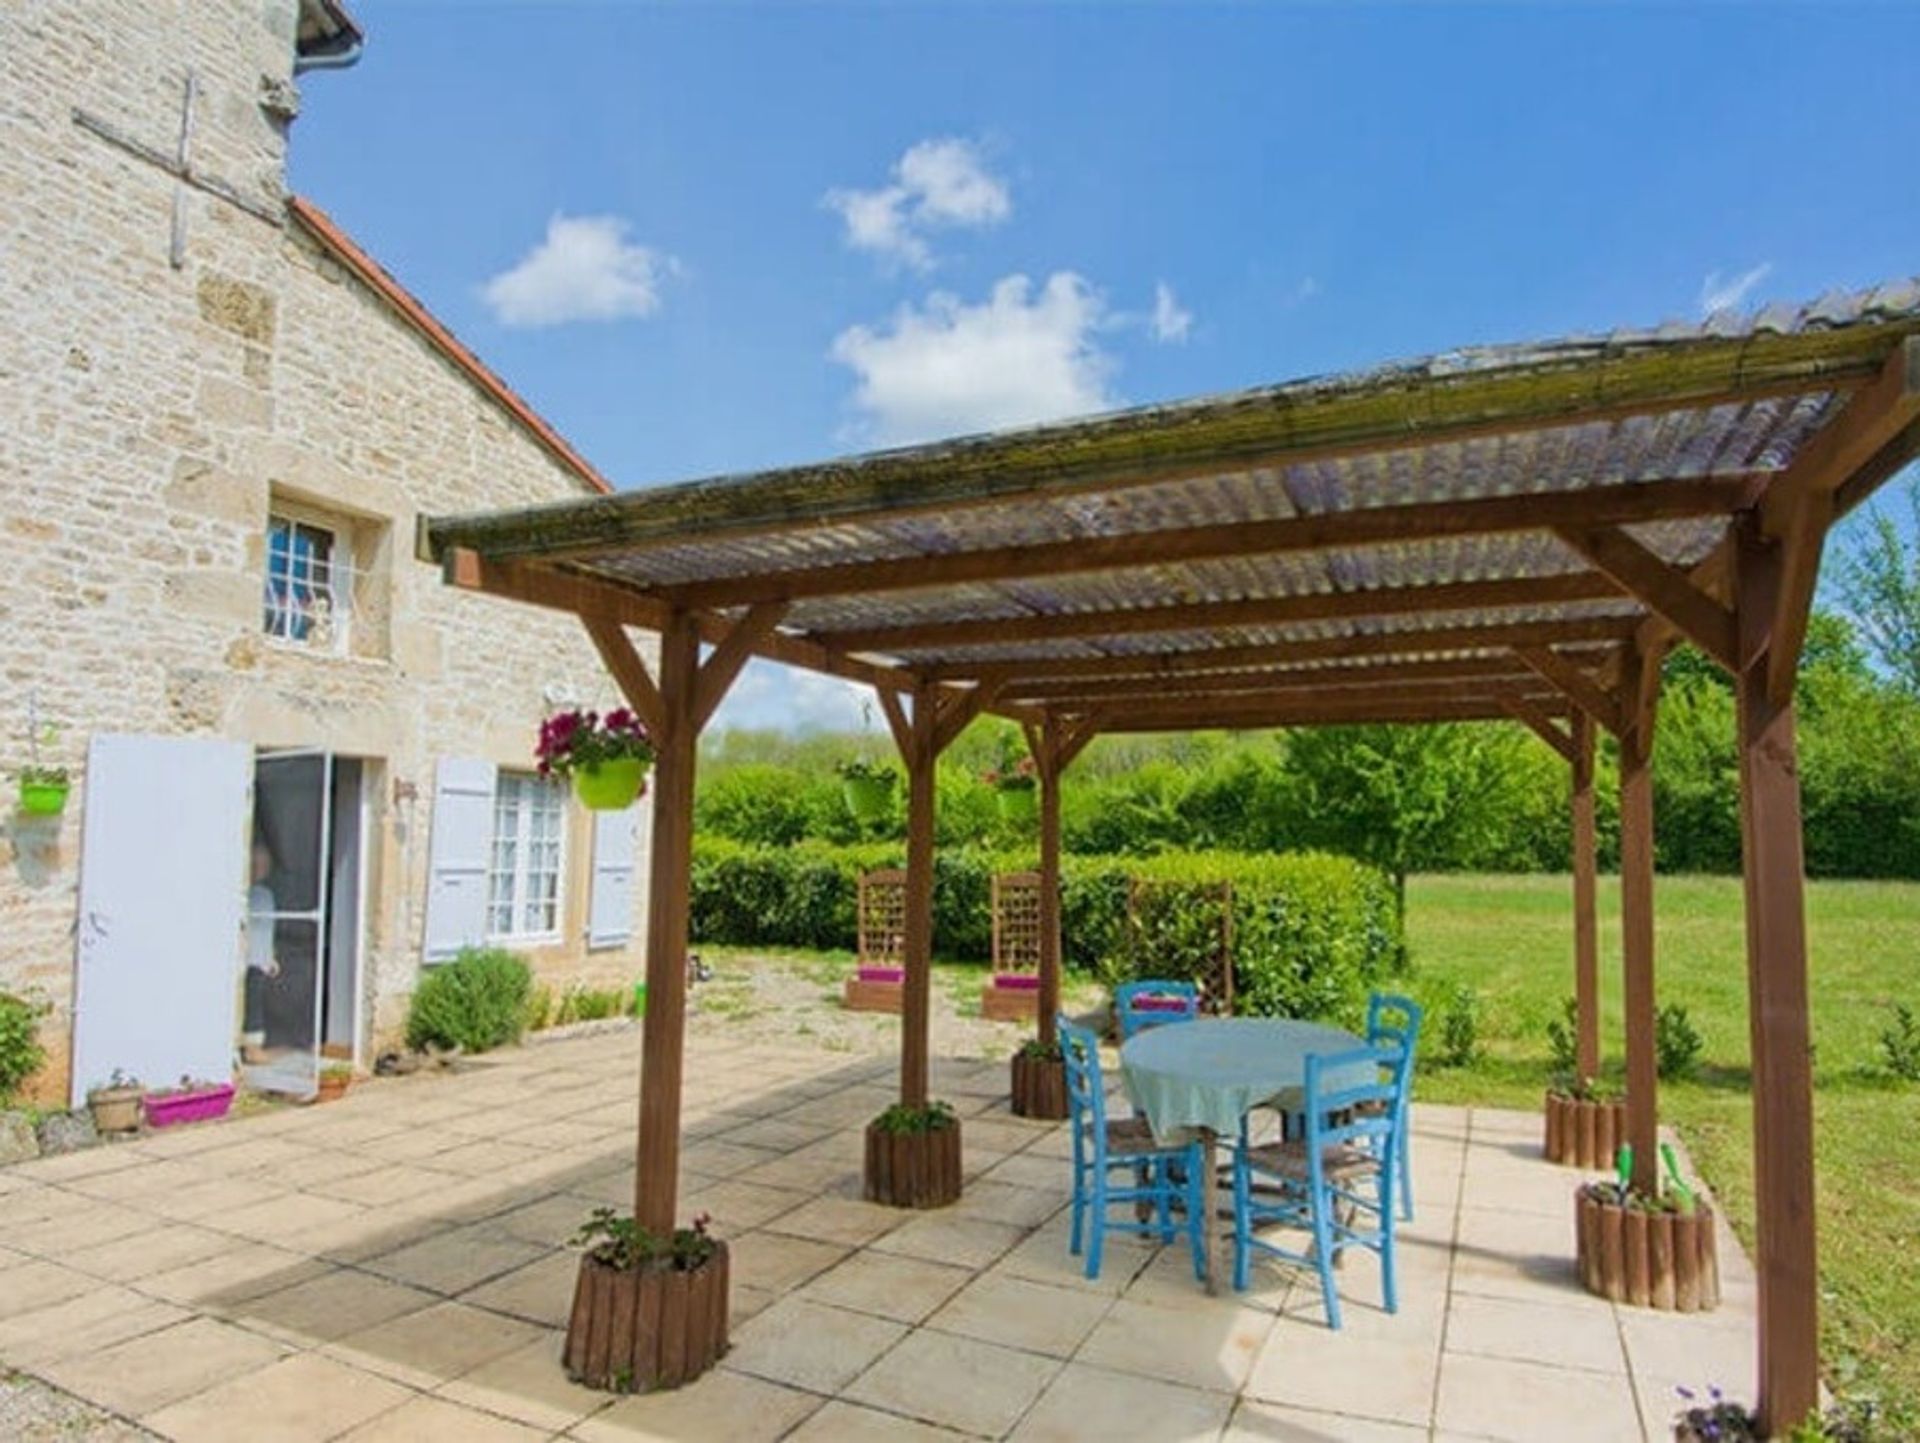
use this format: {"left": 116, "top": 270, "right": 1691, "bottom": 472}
{"left": 488, "top": 772, "right": 566, "bottom": 939}
{"left": 263, "top": 513, "right": 353, "bottom": 652}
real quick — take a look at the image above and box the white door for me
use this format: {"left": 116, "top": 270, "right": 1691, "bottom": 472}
{"left": 70, "top": 734, "right": 251, "bottom": 1108}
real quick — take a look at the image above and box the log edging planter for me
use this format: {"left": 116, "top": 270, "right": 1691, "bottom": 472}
{"left": 863, "top": 1119, "right": 963, "bottom": 1208}
{"left": 1009, "top": 1051, "right": 1068, "bottom": 1120}
{"left": 1543, "top": 1090, "right": 1628, "bottom": 1170}
{"left": 563, "top": 1243, "right": 730, "bottom": 1392}
{"left": 1575, "top": 1187, "right": 1719, "bottom": 1312}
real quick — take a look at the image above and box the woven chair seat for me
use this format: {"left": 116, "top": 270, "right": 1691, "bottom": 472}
{"left": 1103, "top": 1117, "right": 1174, "bottom": 1156}
{"left": 1242, "top": 1139, "right": 1379, "bottom": 1183}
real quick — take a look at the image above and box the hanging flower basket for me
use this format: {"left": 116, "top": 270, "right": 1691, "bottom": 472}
{"left": 996, "top": 785, "right": 1037, "bottom": 823}
{"left": 573, "top": 757, "right": 649, "bottom": 811}
{"left": 18, "top": 774, "right": 69, "bottom": 816}
{"left": 836, "top": 760, "right": 897, "bottom": 823}
{"left": 538, "top": 709, "right": 655, "bottom": 811}
{"left": 983, "top": 751, "right": 1039, "bottom": 824}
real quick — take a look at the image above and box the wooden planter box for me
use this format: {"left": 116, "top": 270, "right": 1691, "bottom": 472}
{"left": 1009, "top": 1051, "right": 1068, "bottom": 1120}
{"left": 980, "top": 978, "right": 1039, "bottom": 1023}
{"left": 1543, "top": 1091, "right": 1628, "bottom": 1170}
{"left": 843, "top": 968, "right": 904, "bottom": 1014}
{"left": 863, "top": 1119, "right": 963, "bottom": 1208}
{"left": 563, "top": 1244, "right": 730, "bottom": 1393}
{"left": 1575, "top": 1188, "right": 1720, "bottom": 1312}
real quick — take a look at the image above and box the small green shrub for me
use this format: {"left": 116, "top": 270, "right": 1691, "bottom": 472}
{"left": 406, "top": 947, "right": 533, "bottom": 1054}
{"left": 555, "top": 985, "right": 628, "bottom": 1026}
{"left": 1881, "top": 1002, "right": 1920, "bottom": 1083}
{"left": 0, "top": 990, "right": 48, "bottom": 1101}
{"left": 1546, "top": 996, "right": 1580, "bottom": 1082}
{"left": 872, "top": 1100, "right": 957, "bottom": 1133}
{"left": 1656, "top": 1002, "right": 1705, "bottom": 1081}
{"left": 1435, "top": 984, "right": 1481, "bottom": 1068}
{"left": 524, "top": 983, "right": 555, "bottom": 1033}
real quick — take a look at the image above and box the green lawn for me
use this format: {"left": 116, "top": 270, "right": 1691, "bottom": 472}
{"left": 1403, "top": 873, "right": 1920, "bottom": 1425}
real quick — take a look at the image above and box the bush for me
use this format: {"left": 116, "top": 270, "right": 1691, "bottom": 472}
{"left": 688, "top": 839, "right": 1401, "bottom": 1026}
{"left": 1656, "top": 1002, "right": 1705, "bottom": 1081}
{"left": 0, "top": 990, "right": 47, "bottom": 1101}
{"left": 1546, "top": 996, "right": 1580, "bottom": 1082}
{"left": 1881, "top": 1003, "right": 1920, "bottom": 1083}
{"left": 1434, "top": 984, "right": 1481, "bottom": 1068}
{"left": 406, "top": 947, "right": 533, "bottom": 1054}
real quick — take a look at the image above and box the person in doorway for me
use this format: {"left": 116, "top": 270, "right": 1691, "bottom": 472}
{"left": 242, "top": 838, "right": 281, "bottom": 1064}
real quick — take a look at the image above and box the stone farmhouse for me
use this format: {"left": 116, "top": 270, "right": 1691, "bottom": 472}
{"left": 2, "top": 0, "right": 654, "bottom": 1104}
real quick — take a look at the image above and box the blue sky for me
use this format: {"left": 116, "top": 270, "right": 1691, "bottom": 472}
{"left": 292, "top": 3, "right": 1920, "bottom": 729}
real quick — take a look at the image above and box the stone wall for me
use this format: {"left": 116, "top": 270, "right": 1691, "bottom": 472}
{"left": 0, "top": 0, "right": 655, "bottom": 1100}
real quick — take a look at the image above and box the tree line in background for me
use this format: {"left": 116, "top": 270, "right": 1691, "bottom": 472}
{"left": 699, "top": 474, "right": 1920, "bottom": 886}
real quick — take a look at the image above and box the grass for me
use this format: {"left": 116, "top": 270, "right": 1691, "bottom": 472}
{"left": 1403, "top": 873, "right": 1920, "bottom": 1425}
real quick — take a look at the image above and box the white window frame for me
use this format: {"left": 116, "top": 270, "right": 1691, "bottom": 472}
{"left": 487, "top": 771, "right": 567, "bottom": 944}
{"left": 263, "top": 507, "right": 356, "bottom": 654}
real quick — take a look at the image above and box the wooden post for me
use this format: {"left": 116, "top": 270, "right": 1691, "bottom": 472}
{"left": 1734, "top": 524, "right": 1821, "bottom": 1438}
{"left": 634, "top": 612, "right": 700, "bottom": 1236}
{"left": 1036, "top": 723, "right": 1063, "bottom": 1048}
{"left": 1618, "top": 729, "right": 1659, "bottom": 1198}
{"left": 899, "top": 685, "right": 937, "bottom": 1109}
{"left": 1571, "top": 711, "right": 1601, "bottom": 1080}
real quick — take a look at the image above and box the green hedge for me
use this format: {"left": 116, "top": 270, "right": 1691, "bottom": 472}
{"left": 689, "top": 839, "right": 1401, "bottom": 1025}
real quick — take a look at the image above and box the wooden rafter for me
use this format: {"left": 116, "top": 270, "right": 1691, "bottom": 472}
{"left": 655, "top": 478, "right": 1757, "bottom": 609}
{"left": 819, "top": 573, "right": 1622, "bottom": 654}
{"left": 1554, "top": 526, "right": 1737, "bottom": 669}
{"left": 1005, "top": 654, "right": 1536, "bottom": 705}
{"left": 1093, "top": 679, "right": 1568, "bottom": 733}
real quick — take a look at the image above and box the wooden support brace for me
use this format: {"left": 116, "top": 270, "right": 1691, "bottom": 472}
{"left": 692, "top": 602, "right": 789, "bottom": 733}
{"left": 1763, "top": 491, "right": 1833, "bottom": 708}
{"left": 1513, "top": 647, "right": 1627, "bottom": 737}
{"left": 932, "top": 681, "right": 1001, "bottom": 755}
{"left": 1555, "top": 526, "right": 1738, "bottom": 671}
{"left": 581, "top": 615, "right": 667, "bottom": 740}
{"left": 1498, "top": 691, "right": 1577, "bottom": 763}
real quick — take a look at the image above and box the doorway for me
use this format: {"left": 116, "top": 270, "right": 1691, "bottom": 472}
{"left": 245, "top": 751, "right": 366, "bottom": 1096}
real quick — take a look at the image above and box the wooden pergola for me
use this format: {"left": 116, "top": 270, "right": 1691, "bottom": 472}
{"left": 424, "top": 284, "right": 1920, "bottom": 1430}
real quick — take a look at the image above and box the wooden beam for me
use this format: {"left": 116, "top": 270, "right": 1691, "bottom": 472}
{"left": 1498, "top": 692, "right": 1576, "bottom": 762}
{"left": 1035, "top": 716, "right": 1066, "bottom": 1047}
{"left": 1006, "top": 655, "right": 1536, "bottom": 704}
{"left": 898, "top": 686, "right": 937, "bottom": 1110}
{"left": 1763, "top": 491, "right": 1832, "bottom": 705}
{"left": 1099, "top": 694, "right": 1564, "bottom": 733}
{"left": 634, "top": 611, "right": 700, "bottom": 1237}
{"left": 692, "top": 602, "right": 789, "bottom": 733}
{"left": 932, "top": 681, "right": 1000, "bottom": 755}
{"left": 1514, "top": 646, "right": 1627, "bottom": 737}
{"left": 423, "top": 334, "right": 1889, "bottom": 564}
{"left": 1555, "top": 526, "right": 1738, "bottom": 669}
{"left": 820, "top": 572, "right": 1623, "bottom": 654}
{"left": 928, "top": 618, "right": 1633, "bottom": 683}
{"left": 1052, "top": 713, "right": 1103, "bottom": 771}
{"left": 877, "top": 689, "right": 914, "bottom": 763}
{"left": 1732, "top": 520, "right": 1822, "bottom": 1437}
{"left": 581, "top": 615, "right": 666, "bottom": 739}
{"left": 1570, "top": 712, "right": 1601, "bottom": 1082}
{"left": 658, "top": 478, "right": 1758, "bottom": 609}
{"left": 1759, "top": 334, "right": 1920, "bottom": 538}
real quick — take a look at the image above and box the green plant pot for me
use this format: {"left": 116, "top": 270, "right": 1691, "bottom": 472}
{"left": 18, "top": 780, "right": 68, "bottom": 816}
{"left": 842, "top": 775, "right": 894, "bottom": 823}
{"left": 572, "top": 757, "right": 648, "bottom": 811}
{"left": 996, "top": 785, "right": 1038, "bottom": 824}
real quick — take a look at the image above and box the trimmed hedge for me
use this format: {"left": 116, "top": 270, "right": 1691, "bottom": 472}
{"left": 689, "top": 839, "right": 1401, "bottom": 1026}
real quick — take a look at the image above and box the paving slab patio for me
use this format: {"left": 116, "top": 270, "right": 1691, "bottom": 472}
{"left": 0, "top": 1021, "right": 1759, "bottom": 1440}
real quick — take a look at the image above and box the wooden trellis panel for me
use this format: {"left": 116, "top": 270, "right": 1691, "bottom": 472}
{"left": 1126, "top": 878, "right": 1234, "bottom": 1015}
{"left": 991, "top": 872, "right": 1043, "bottom": 976}
{"left": 857, "top": 869, "right": 908, "bottom": 968}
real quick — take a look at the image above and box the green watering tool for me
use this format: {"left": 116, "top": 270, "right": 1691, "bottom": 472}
{"left": 1616, "top": 1143, "right": 1634, "bottom": 1195}
{"left": 1660, "top": 1142, "right": 1697, "bottom": 1214}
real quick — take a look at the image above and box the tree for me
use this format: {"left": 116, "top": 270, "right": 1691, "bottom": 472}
{"left": 1834, "top": 470, "right": 1920, "bottom": 693}
{"left": 1275, "top": 724, "right": 1513, "bottom": 936}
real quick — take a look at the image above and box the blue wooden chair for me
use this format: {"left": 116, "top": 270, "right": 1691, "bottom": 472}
{"left": 1114, "top": 979, "right": 1201, "bottom": 1041}
{"left": 1230, "top": 1044, "right": 1403, "bottom": 1329}
{"left": 1058, "top": 1017, "right": 1207, "bottom": 1282}
{"left": 1366, "top": 991, "right": 1424, "bottom": 1220}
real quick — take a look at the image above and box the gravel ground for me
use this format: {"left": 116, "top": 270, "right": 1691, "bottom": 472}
{"left": 0, "top": 1372, "right": 155, "bottom": 1442}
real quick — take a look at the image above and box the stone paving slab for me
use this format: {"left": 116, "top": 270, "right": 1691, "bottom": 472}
{"left": 0, "top": 1025, "right": 1758, "bottom": 1441}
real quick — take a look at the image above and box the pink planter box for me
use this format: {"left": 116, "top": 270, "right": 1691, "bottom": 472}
{"left": 856, "top": 965, "right": 904, "bottom": 983}
{"left": 991, "top": 973, "right": 1040, "bottom": 990}
{"left": 142, "top": 1083, "right": 235, "bottom": 1128}
{"left": 1133, "top": 995, "right": 1192, "bottom": 1013}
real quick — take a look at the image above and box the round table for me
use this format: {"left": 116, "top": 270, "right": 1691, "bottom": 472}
{"left": 1120, "top": 1017, "right": 1367, "bottom": 1292}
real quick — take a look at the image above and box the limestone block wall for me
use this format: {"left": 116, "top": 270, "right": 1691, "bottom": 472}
{"left": 0, "top": 0, "right": 656, "bottom": 1099}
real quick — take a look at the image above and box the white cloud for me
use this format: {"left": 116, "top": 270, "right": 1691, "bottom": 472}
{"left": 1699, "top": 262, "right": 1773, "bottom": 316}
{"left": 1150, "top": 281, "right": 1193, "bottom": 343}
{"left": 825, "top": 137, "right": 1010, "bottom": 271}
{"left": 482, "top": 215, "right": 674, "bottom": 327}
{"left": 709, "top": 658, "right": 870, "bottom": 733}
{"left": 830, "top": 271, "right": 1117, "bottom": 445}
